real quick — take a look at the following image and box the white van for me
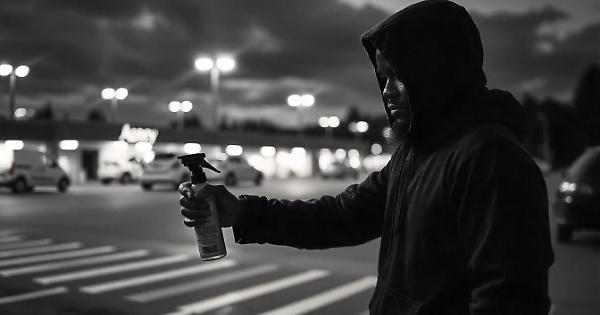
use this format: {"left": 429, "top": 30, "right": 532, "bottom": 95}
{"left": 0, "top": 147, "right": 70, "bottom": 193}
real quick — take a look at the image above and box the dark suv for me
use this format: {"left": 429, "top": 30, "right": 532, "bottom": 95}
{"left": 554, "top": 146, "right": 600, "bottom": 242}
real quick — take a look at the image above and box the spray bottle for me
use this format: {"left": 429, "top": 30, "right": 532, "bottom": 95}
{"left": 178, "top": 153, "right": 227, "bottom": 260}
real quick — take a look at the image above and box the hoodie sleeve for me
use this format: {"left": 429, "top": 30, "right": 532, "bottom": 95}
{"left": 231, "top": 160, "right": 390, "bottom": 249}
{"left": 452, "top": 139, "right": 554, "bottom": 315}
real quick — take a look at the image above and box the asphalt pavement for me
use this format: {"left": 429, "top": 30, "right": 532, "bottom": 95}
{"left": 0, "top": 174, "right": 598, "bottom": 315}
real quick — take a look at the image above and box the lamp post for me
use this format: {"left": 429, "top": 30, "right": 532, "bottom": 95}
{"left": 319, "top": 115, "right": 340, "bottom": 140}
{"left": 0, "top": 63, "right": 30, "bottom": 120}
{"left": 101, "top": 87, "right": 128, "bottom": 123}
{"left": 194, "top": 55, "right": 236, "bottom": 130}
{"left": 169, "top": 100, "right": 193, "bottom": 130}
{"left": 287, "top": 94, "right": 314, "bottom": 136}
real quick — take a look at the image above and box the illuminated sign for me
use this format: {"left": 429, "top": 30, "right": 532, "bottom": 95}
{"left": 118, "top": 124, "right": 159, "bottom": 144}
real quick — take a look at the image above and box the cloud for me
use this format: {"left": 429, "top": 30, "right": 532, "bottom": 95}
{"left": 0, "top": 0, "right": 598, "bottom": 126}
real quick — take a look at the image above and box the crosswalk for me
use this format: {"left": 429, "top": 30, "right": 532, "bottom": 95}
{"left": 0, "top": 228, "right": 376, "bottom": 315}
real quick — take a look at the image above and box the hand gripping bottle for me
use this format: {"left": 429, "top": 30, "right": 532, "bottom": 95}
{"left": 178, "top": 153, "right": 226, "bottom": 260}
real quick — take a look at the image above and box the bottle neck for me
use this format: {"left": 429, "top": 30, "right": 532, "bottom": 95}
{"left": 190, "top": 172, "right": 207, "bottom": 184}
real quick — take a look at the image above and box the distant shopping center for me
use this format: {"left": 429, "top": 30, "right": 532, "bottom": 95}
{"left": 0, "top": 120, "right": 391, "bottom": 183}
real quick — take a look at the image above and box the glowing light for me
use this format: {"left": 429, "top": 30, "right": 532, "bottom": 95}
{"left": 115, "top": 88, "right": 128, "bottom": 100}
{"left": 225, "top": 145, "right": 243, "bottom": 156}
{"left": 287, "top": 94, "right": 301, "bottom": 107}
{"left": 335, "top": 148, "right": 346, "bottom": 160}
{"left": 356, "top": 121, "right": 369, "bottom": 133}
{"left": 5, "top": 140, "right": 24, "bottom": 151}
{"left": 14, "top": 65, "right": 29, "bottom": 78}
{"left": 216, "top": 56, "right": 236, "bottom": 72}
{"left": 0, "top": 64, "right": 13, "bottom": 77}
{"left": 300, "top": 94, "right": 315, "bottom": 107}
{"left": 195, "top": 57, "right": 214, "bottom": 71}
{"left": 14, "top": 108, "right": 27, "bottom": 118}
{"left": 559, "top": 182, "right": 577, "bottom": 193}
{"left": 143, "top": 151, "right": 155, "bottom": 163}
{"left": 260, "top": 146, "right": 276, "bottom": 157}
{"left": 318, "top": 148, "right": 333, "bottom": 171}
{"left": 183, "top": 143, "right": 202, "bottom": 154}
{"left": 348, "top": 149, "right": 361, "bottom": 169}
{"left": 180, "top": 101, "right": 193, "bottom": 113}
{"left": 59, "top": 140, "right": 79, "bottom": 151}
{"left": 371, "top": 143, "right": 383, "bottom": 155}
{"left": 328, "top": 116, "right": 340, "bottom": 128}
{"left": 247, "top": 154, "right": 266, "bottom": 172}
{"left": 318, "top": 116, "right": 329, "bottom": 128}
{"left": 101, "top": 88, "right": 116, "bottom": 100}
{"left": 168, "top": 101, "right": 181, "bottom": 113}
{"left": 135, "top": 142, "right": 152, "bottom": 152}
{"left": 291, "top": 147, "right": 306, "bottom": 156}
{"left": 113, "top": 141, "right": 129, "bottom": 151}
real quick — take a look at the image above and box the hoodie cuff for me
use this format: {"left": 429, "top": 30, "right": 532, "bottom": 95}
{"left": 232, "top": 195, "right": 268, "bottom": 244}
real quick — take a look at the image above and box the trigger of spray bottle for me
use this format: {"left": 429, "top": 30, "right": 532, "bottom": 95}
{"left": 178, "top": 153, "right": 227, "bottom": 260}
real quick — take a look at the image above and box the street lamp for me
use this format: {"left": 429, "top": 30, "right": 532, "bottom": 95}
{"left": 101, "top": 87, "right": 128, "bottom": 123}
{"left": 0, "top": 63, "right": 30, "bottom": 120}
{"left": 194, "top": 55, "right": 236, "bottom": 130}
{"left": 287, "top": 94, "right": 314, "bottom": 136}
{"left": 169, "top": 100, "right": 193, "bottom": 129}
{"left": 319, "top": 115, "right": 340, "bottom": 139}
{"left": 349, "top": 120, "right": 369, "bottom": 140}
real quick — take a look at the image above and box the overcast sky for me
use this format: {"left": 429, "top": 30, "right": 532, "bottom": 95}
{"left": 1, "top": 0, "right": 599, "bottom": 127}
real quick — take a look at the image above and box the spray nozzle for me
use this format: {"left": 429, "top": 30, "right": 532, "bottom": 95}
{"left": 178, "top": 153, "right": 220, "bottom": 184}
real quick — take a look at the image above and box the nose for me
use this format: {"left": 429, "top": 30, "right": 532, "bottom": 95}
{"left": 382, "top": 79, "right": 398, "bottom": 101}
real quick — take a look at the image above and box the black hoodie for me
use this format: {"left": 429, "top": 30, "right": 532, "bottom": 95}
{"left": 233, "top": 1, "right": 554, "bottom": 314}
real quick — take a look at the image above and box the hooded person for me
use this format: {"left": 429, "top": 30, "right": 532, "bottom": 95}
{"left": 179, "top": 0, "right": 554, "bottom": 314}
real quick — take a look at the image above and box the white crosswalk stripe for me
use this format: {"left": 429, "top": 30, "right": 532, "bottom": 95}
{"left": 0, "top": 242, "right": 81, "bottom": 258}
{"left": 0, "top": 239, "right": 53, "bottom": 251}
{"left": 80, "top": 259, "right": 236, "bottom": 294}
{"left": 258, "top": 276, "right": 377, "bottom": 315}
{"left": 0, "top": 250, "right": 149, "bottom": 277}
{"left": 0, "top": 246, "right": 115, "bottom": 268}
{"left": 164, "top": 270, "right": 330, "bottom": 315}
{"left": 0, "top": 287, "right": 68, "bottom": 305}
{"left": 0, "top": 235, "right": 24, "bottom": 243}
{"left": 35, "top": 254, "right": 190, "bottom": 285}
{"left": 127, "top": 264, "right": 279, "bottom": 303}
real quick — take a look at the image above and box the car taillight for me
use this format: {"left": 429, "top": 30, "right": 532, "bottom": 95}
{"left": 8, "top": 163, "right": 15, "bottom": 175}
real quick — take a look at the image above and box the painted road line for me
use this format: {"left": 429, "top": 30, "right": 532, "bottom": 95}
{"left": 127, "top": 264, "right": 279, "bottom": 303}
{"left": 0, "top": 242, "right": 81, "bottom": 258}
{"left": 258, "top": 276, "right": 377, "bottom": 315}
{"left": 0, "top": 239, "right": 53, "bottom": 251}
{"left": 0, "top": 235, "right": 25, "bottom": 243}
{"left": 1, "top": 250, "right": 149, "bottom": 277}
{"left": 0, "top": 287, "right": 68, "bottom": 305}
{"left": 35, "top": 254, "right": 190, "bottom": 285}
{"left": 165, "top": 269, "right": 330, "bottom": 315}
{"left": 0, "top": 246, "right": 115, "bottom": 268}
{"left": 81, "top": 259, "right": 236, "bottom": 294}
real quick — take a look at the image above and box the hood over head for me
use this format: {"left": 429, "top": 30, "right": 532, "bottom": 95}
{"left": 361, "top": 0, "right": 530, "bottom": 145}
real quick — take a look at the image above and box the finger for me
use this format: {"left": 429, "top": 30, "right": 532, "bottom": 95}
{"left": 183, "top": 218, "right": 198, "bottom": 227}
{"left": 192, "top": 184, "right": 227, "bottom": 200}
{"left": 179, "top": 196, "right": 210, "bottom": 209}
{"left": 178, "top": 182, "right": 193, "bottom": 198}
{"left": 181, "top": 207, "right": 210, "bottom": 219}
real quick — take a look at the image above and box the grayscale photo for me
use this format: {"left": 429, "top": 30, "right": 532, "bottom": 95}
{"left": 0, "top": 0, "right": 599, "bottom": 314}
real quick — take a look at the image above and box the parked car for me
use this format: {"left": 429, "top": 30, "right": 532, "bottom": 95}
{"left": 140, "top": 153, "right": 190, "bottom": 191}
{"left": 207, "top": 156, "right": 263, "bottom": 186}
{"left": 0, "top": 148, "right": 70, "bottom": 193}
{"left": 554, "top": 146, "right": 600, "bottom": 242}
{"left": 98, "top": 157, "right": 143, "bottom": 184}
{"left": 321, "top": 161, "right": 359, "bottom": 180}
